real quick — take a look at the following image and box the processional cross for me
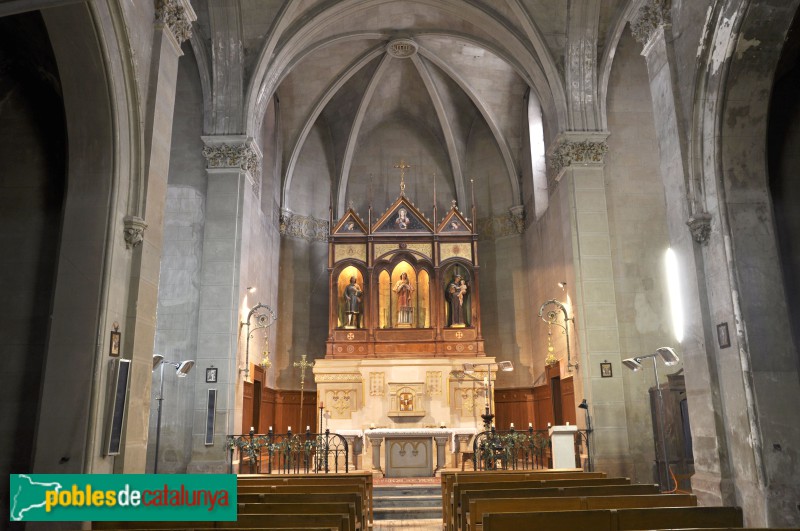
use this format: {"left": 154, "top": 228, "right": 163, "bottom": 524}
{"left": 394, "top": 159, "right": 412, "bottom": 196}
{"left": 294, "top": 354, "right": 315, "bottom": 429}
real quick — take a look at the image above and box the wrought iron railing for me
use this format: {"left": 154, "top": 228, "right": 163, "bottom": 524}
{"left": 226, "top": 428, "right": 349, "bottom": 474}
{"left": 472, "top": 427, "right": 592, "bottom": 471}
{"left": 473, "top": 427, "right": 551, "bottom": 470}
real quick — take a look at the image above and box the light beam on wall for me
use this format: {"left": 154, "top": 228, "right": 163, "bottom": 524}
{"left": 665, "top": 248, "right": 684, "bottom": 343}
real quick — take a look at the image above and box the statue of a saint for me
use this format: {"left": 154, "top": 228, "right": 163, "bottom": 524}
{"left": 447, "top": 274, "right": 468, "bottom": 327}
{"left": 394, "top": 272, "right": 415, "bottom": 326}
{"left": 343, "top": 276, "right": 362, "bottom": 328}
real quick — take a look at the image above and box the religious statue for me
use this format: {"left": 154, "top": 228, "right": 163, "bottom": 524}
{"left": 394, "top": 272, "right": 415, "bottom": 326}
{"left": 395, "top": 208, "right": 410, "bottom": 230}
{"left": 343, "top": 276, "right": 362, "bottom": 328}
{"left": 447, "top": 274, "right": 468, "bottom": 327}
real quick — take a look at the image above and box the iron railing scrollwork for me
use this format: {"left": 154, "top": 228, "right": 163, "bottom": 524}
{"left": 473, "top": 427, "right": 551, "bottom": 470}
{"left": 226, "top": 428, "right": 349, "bottom": 474}
{"left": 472, "top": 427, "right": 591, "bottom": 471}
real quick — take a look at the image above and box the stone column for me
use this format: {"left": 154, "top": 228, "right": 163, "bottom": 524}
{"left": 434, "top": 434, "right": 449, "bottom": 474}
{"left": 340, "top": 434, "right": 360, "bottom": 470}
{"left": 184, "top": 136, "right": 261, "bottom": 473}
{"left": 632, "top": 4, "right": 731, "bottom": 508}
{"left": 116, "top": 0, "right": 196, "bottom": 473}
{"left": 550, "top": 131, "right": 635, "bottom": 478}
{"left": 367, "top": 435, "right": 383, "bottom": 473}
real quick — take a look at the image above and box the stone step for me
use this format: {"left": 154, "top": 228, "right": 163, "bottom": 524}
{"left": 373, "top": 506, "right": 443, "bottom": 520}
{"left": 374, "top": 485, "right": 442, "bottom": 498}
{"left": 374, "top": 495, "right": 442, "bottom": 508}
{"left": 372, "top": 484, "right": 443, "bottom": 520}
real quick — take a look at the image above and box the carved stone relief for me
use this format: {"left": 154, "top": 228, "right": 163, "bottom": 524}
{"left": 686, "top": 212, "right": 712, "bottom": 244}
{"left": 279, "top": 211, "right": 329, "bottom": 242}
{"left": 123, "top": 215, "right": 147, "bottom": 249}
{"left": 550, "top": 139, "right": 609, "bottom": 176}
{"left": 369, "top": 372, "right": 385, "bottom": 396}
{"left": 326, "top": 389, "right": 356, "bottom": 418}
{"left": 426, "top": 371, "right": 442, "bottom": 396}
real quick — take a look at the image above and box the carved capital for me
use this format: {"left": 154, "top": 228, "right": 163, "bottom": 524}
{"left": 686, "top": 212, "right": 712, "bottom": 244}
{"left": 550, "top": 137, "right": 609, "bottom": 177}
{"left": 123, "top": 216, "right": 147, "bottom": 249}
{"left": 631, "top": 0, "right": 671, "bottom": 46}
{"left": 476, "top": 208, "right": 525, "bottom": 240}
{"left": 202, "top": 136, "right": 262, "bottom": 194}
{"left": 279, "top": 210, "right": 329, "bottom": 242}
{"left": 154, "top": 0, "right": 196, "bottom": 43}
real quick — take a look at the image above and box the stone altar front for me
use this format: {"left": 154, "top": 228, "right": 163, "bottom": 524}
{"left": 364, "top": 428, "right": 473, "bottom": 477}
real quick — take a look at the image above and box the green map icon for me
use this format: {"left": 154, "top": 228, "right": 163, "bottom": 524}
{"left": 10, "top": 474, "right": 63, "bottom": 521}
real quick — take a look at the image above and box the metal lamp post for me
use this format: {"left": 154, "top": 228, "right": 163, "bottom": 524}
{"left": 152, "top": 354, "right": 195, "bottom": 473}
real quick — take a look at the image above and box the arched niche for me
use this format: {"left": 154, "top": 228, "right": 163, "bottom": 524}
{"left": 377, "top": 259, "right": 431, "bottom": 329}
{"left": 442, "top": 262, "right": 473, "bottom": 328}
{"left": 335, "top": 265, "right": 365, "bottom": 328}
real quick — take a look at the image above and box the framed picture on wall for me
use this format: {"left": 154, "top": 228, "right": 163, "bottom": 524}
{"left": 206, "top": 367, "right": 218, "bottom": 383}
{"left": 600, "top": 362, "right": 612, "bottom": 378}
{"left": 717, "top": 322, "right": 731, "bottom": 349}
{"left": 109, "top": 331, "right": 121, "bottom": 357}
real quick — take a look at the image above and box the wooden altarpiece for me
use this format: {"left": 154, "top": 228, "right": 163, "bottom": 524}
{"left": 326, "top": 195, "right": 485, "bottom": 359}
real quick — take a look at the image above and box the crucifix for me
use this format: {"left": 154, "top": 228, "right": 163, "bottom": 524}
{"left": 293, "top": 354, "right": 315, "bottom": 430}
{"left": 394, "top": 159, "right": 412, "bottom": 196}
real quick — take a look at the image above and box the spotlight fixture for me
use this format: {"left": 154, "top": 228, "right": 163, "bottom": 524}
{"left": 621, "top": 357, "right": 644, "bottom": 371}
{"left": 558, "top": 281, "right": 567, "bottom": 290}
{"left": 578, "top": 398, "right": 588, "bottom": 410}
{"left": 152, "top": 353, "right": 164, "bottom": 370}
{"left": 246, "top": 286, "right": 257, "bottom": 293}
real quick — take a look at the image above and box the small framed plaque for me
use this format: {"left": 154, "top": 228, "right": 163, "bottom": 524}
{"left": 717, "top": 322, "right": 731, "bottom": 349}
{"left": 206, "top": 367, "right": 218, "bottom": 383}
{"left": 600, "top": 362, "right": 612, "bottom": 378}
{"left": 109, "top": 331, "right": 121, "bottom": 357}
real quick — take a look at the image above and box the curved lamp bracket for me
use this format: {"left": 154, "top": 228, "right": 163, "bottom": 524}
{"left": 538, "top": 298, "right": 577, "bottom": 372}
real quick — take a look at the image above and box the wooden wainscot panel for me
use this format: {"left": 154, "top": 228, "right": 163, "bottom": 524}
{"left": 495, "top": 387, "right": 535, "bottom": 430}
{"left": 561, "top": 376, "right": 576, "bottom": 425}
{"left": 533, "top": 382, "right": 554, "bottom": 430}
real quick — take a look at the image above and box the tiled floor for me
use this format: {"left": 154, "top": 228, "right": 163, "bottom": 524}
{"left": 373, "top": 519, "right": 442, "bottom": 530}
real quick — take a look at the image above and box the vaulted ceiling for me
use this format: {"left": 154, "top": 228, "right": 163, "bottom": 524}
{"left": 189, "top": 0, "right": 632, "bottom": 217}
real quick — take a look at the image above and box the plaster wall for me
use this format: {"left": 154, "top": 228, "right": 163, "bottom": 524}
{"left": 290, "top": 121, "right": 335, "bottom": 218}
{"left": 604, "top": 30, "right": 675, "bottom": 485}
{"left": 348, "top": 118, "right": 455, "bottom": 218}
{"left": 465, "top": 120, "right": 515, "bottom": 216}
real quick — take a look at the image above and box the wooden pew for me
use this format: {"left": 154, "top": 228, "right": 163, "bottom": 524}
{"left": 237, "top": 503, "right": 356, "bottom": 531}
{"left": 441, "top": 468, "right": 596, "bottom": 514}
{"left": 219, "top": 513, "right": 351, "bottom": 531}
{"left": 237, "top": 484, "right": 368, "bottom": 524}
{"left": 481, "top": 506, "right": 743, "bottom": 531}
{"left": 237, "top": 492, "right": 363, "bottom": 529}
{"left": 441, "top": 469, "right": 605, "bottom": 530}
{"left": 449, "top": 476, "right": 630, "bottom": 531}
{"left": 238, "top": 473, "right": 372, "bottom": 523}
{"left": 468, "top": 494, "right": 696, "bottom": 531}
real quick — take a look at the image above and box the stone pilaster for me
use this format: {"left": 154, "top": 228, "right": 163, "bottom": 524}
{"left": 115, "top": 3, "right": 193, "bottom": 473}
{"left": 634, "top": 18, "right": 732, "bottom": 507}
{"left": 182, "top": 135, "right": 261, "bottom": 473}
{"left": 552, "top": 131, "right": 633, "bottom": 478}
